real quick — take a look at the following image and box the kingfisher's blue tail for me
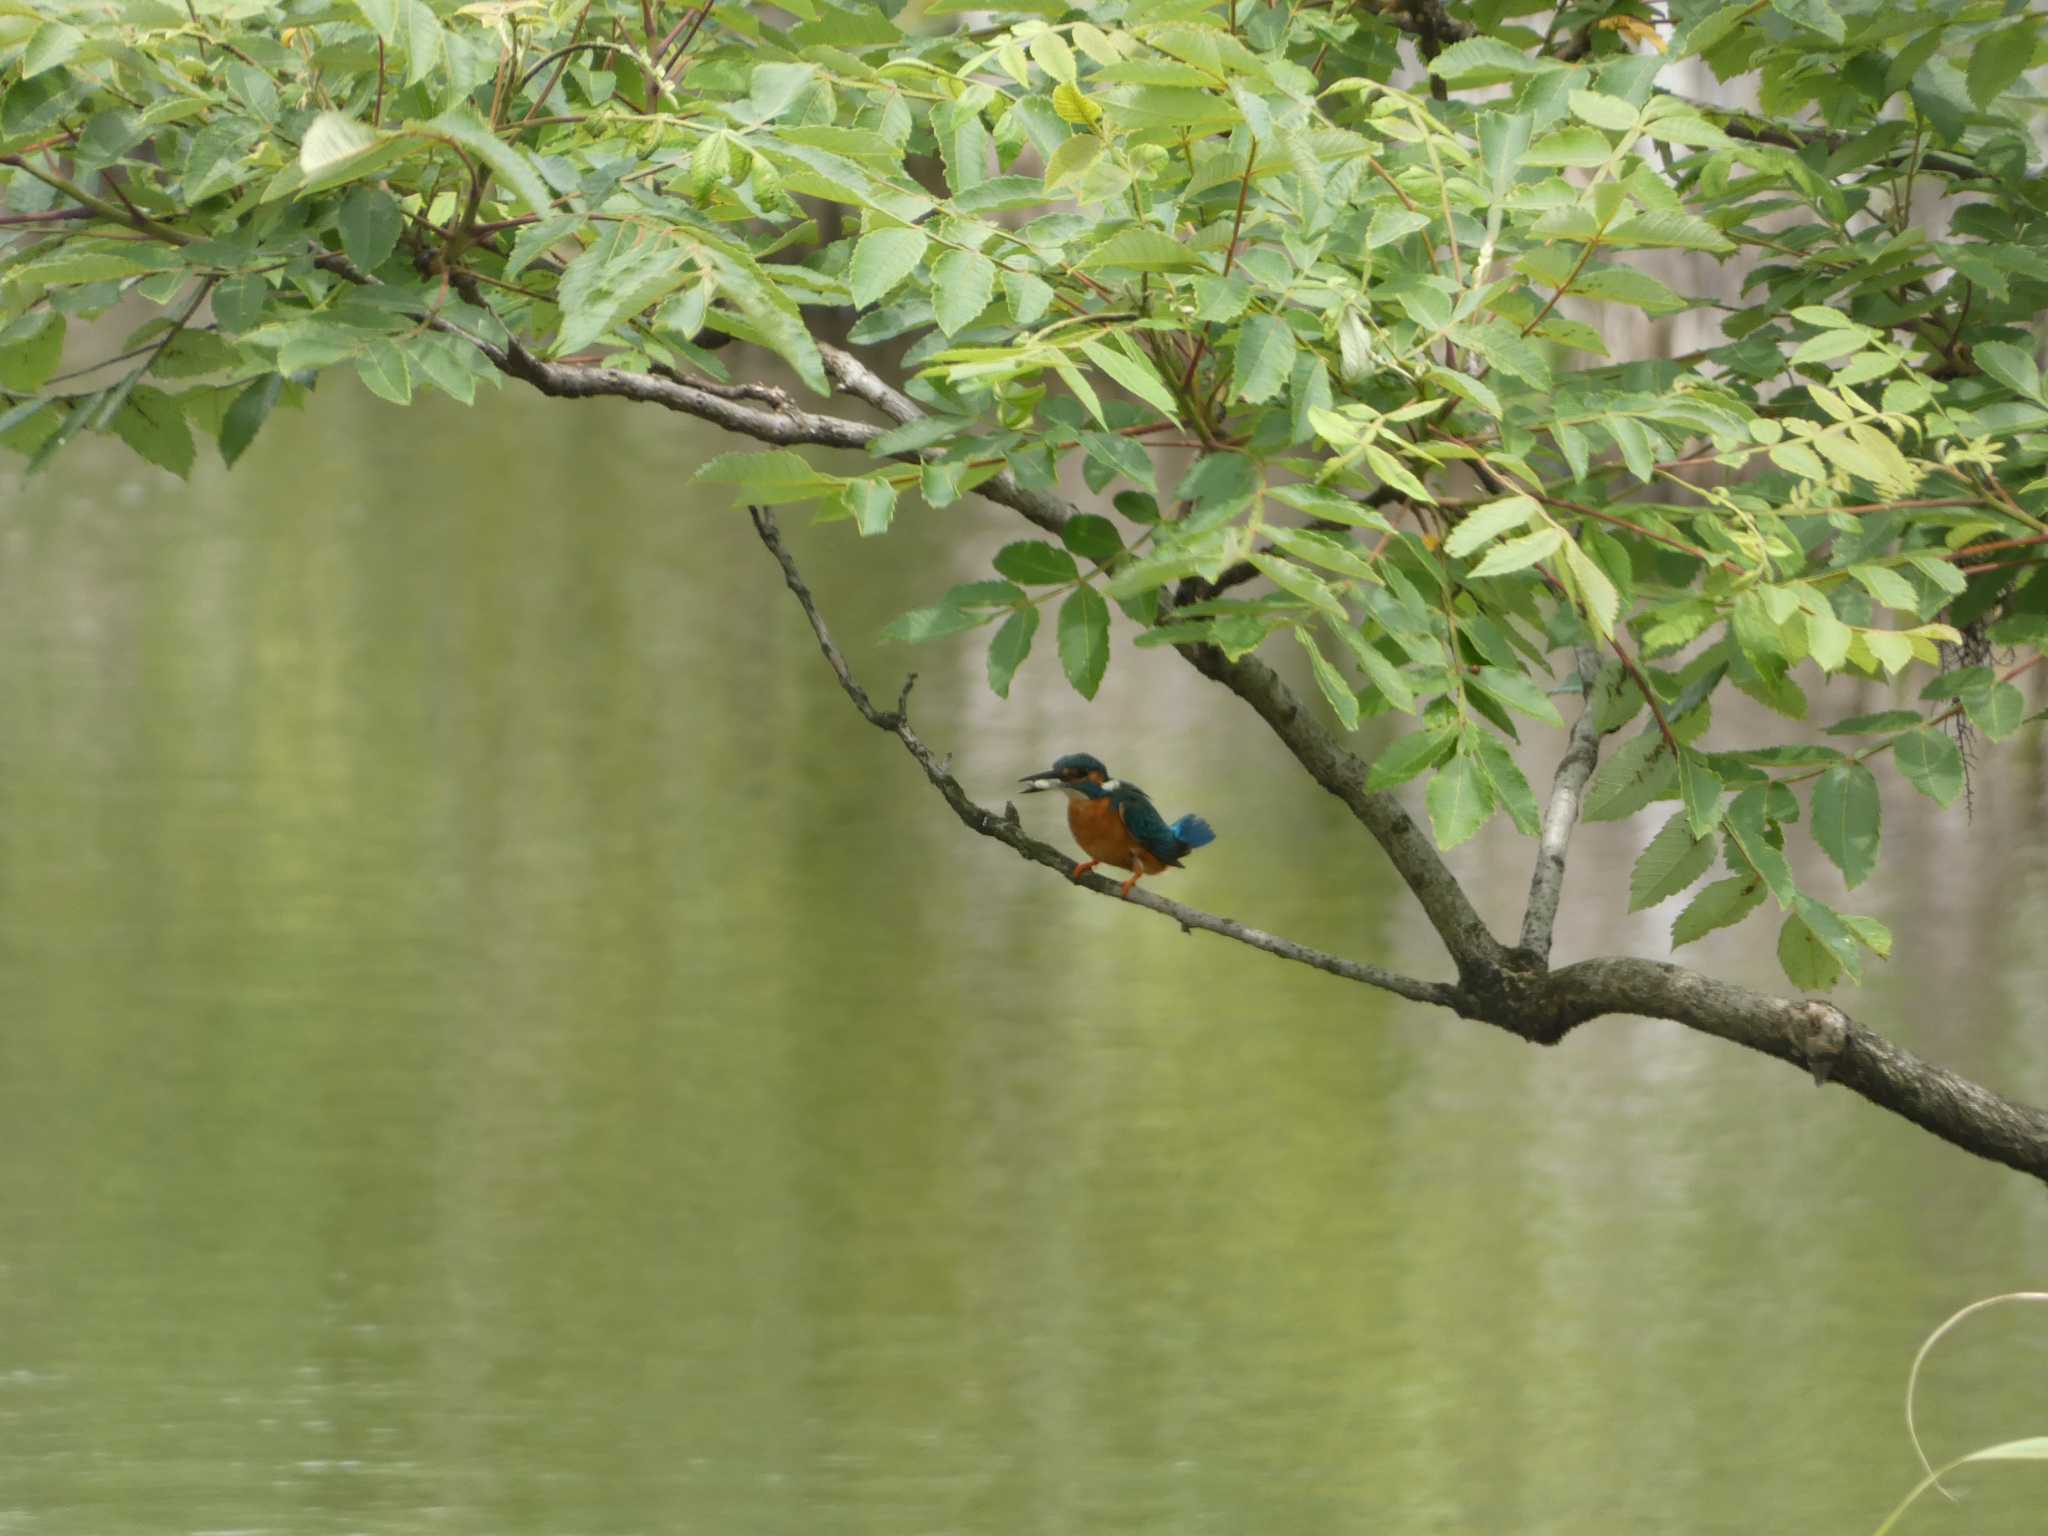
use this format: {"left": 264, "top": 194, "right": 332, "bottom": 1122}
{"left": 1170, "top": 814, "right": 1216, "bottom": 854}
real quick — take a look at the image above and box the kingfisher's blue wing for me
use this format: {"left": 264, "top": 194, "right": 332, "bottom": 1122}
{"left": 1110, "top": 784, "right": 1187, "bottom": 863}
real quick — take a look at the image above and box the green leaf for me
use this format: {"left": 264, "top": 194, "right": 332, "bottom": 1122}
{"left": 299, "top": 111, "right": 382, "bottom": 178}
{"left": 1472, "top": 666, "right": 1564, "bottom": 727}
{"left": 994, "top": 541, "right": 1079, "bottom": 584}
{"left": 1562, "top": 538, "right": 1621, "bottom": 638}
{"left": 109, "top": 387, "right": 193, "bottom": 478}
{"left": 1427, "top": 37, "right": 1553, "bottom": 85}
{"left": 1968, "top": 25, "right": 2034, "bottom": 108}
{"left": 554, "top": 227, "right": 687, "bottom": 354}
{"left": 1680, "top": 752, "right": 1723, "bottom": 838}
{"left": 22, "top": 21, "right": 85, "bottom": 78}
{"left": 1583, "top": 729, "right": 1675, "bottom": 821}
{"left": 1062, "top": 514, "right": 1124, "bottom": 565}
{"left": 1629, "top": 810, "right": 1716, "bottom": 912}
{"left": 841, "top": 476, "right": 898, "bottom": 536}
{"left": 1003, "top": 270, "right": 1055, "bottom": 325}
{"left": 1297, "top": 628, "right": 1360, "bottom": 730}
{"left": 987, "top": 606, "right": 1038, "bottom": 698}
{"left": 1367, "top": 726, "right": 1456, "bottom": 789}
{"left": 1975, "top": 341, "right": 2044, "bottom": 403}
{"left": 1041, "top": 134, "right": 1101, "bottom": 193}
{"left": 217, "top": 375, "right": 281, "bottom": 468}
{"left": 850, "top": 227, "right": 929, "bottom": 307}
{"left": 1231, "top": 314, "right": 1296, "bottom": 405}
{"left": 1768, "top": 0, "right": 1845, "bottom": 44}
{"left": 1468, "top": 527, "right": 1564, "bottom": 579}
{"left": 1894, "top": 727, "right": 1964, "bottom": 807}
{"left": 930, "top": 247, "right": 996, "bottom": 337}
{"left": 1469, "top": 731, "right": 1539, "bottom": 835}
{"left": 1778, "top": 909, "right": 1843, "bottom": 991}
{"left": 1078, "top": 340, "right": 1182, "bottom": 420}
{"left": 1672, "top": 876, "right": 1766, "bottom": 947}
{"left": 1426, "top": 755, "right": 1495, "bottom": 850}
{"left": 354, "top": 340, "right": 412, "bottom": 404}
{"left": 338, "top": 184, "right": 403, "bottom": 271}
{"left": 1522, "top": 127, "right": 1612, "bottom": 168}
{"left": 0, "top": 311, "right": 64, "bottom": 393}
{"left": 1825, "top": 709, "right": 1922, "bottom": 735}
{"left": 1057, "top": 585, "right": 1110, "bottom": 698}
{"left": 1443, "top": 495, "right": 1537, "bottom": 559}
{"left": 1079, "top": 227, "right": 1209, "bottom": 273}
{"left": 1810, "top": 761, "right": 1880, "bottom": 888}
{"left": 883, "top": 604, "right": 995, "bottom": 643}
{"left": 1568, "top": 91, "right": 1639, "bottom": 132}
{"left": 694, "top": 447, "right": 840, "bottom": 503}
{"left": 1966, "top": 682, "right": 2026, "bottom": 741}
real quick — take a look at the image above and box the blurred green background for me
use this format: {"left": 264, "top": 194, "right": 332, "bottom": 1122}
{"left": 1, "top": 378, "right": 2045, "bottom": 1535}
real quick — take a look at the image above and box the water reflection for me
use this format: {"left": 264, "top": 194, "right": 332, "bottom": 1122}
{"left": 1, "top": 380, "right": 2045, "bottom": 1535}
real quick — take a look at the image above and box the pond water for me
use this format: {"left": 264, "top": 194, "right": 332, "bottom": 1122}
{"left": 2, "top": 379, "right": 2046, "bottom": 1535}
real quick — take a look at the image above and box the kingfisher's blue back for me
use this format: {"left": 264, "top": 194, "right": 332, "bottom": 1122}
{"left": 1107, "top": 782, "right": 1217, "bottom": 866}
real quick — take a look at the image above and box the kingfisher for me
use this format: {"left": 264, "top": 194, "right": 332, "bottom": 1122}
{"left": 1018, "top": 752, "right": 1216, "bottom": 898}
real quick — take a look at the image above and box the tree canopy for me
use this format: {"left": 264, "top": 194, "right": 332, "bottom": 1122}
{"left": 7, "top": 0, "right": 2048, "bottom": 1173}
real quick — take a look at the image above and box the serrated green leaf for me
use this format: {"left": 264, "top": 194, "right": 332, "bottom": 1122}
{"left": 1367, "top": 726, "right": 1456, "bottom": 789}
{"left": 1769, "top": 0, "right": 1845, "bottom": 43}
{"left": 1672, "top": 875, "right": 1766, "bottom": 946}
{"left": 1443, "top": 495, "right": 1537, "bottom": 559}
{"left": 987, "top": 605, "right": 1038, "bottom": 697}
{"left": 1079, "top": 227, "right": 1208, "bottom": 273}
{"left": 1426, "top": 754, "right": 1495, "bottom": 850}
{"left": 1078, "top": 339, "right": 1181, "bottom": 420}
{"left": 1469, "top": 730, "right": 1538, "bottom": 835}
{"left": 336, "top": 185, "right": 403, "bottom": 274}
{"left": 1297, "top": 628, "right": 1360, "bottom": 730}
{"left": 931, "top": 247, "right": 996, "bottom": 336}
{"left": 842, "top": 476, "right": 898, "bottom": 536}
{"left": 1810, "top": 761, "right": 1880, "bottom": 887}
{"left": 994, "top": 540, "right": 1080, "bottom": 584}
{"left": 850, "top": 227, "right": 929, "bottom": 308}
{"left": 1562, "top": 538, "right": 1620, "bottom": 638}
{"left": 1468, "top": 526, "right": 1564, "bottom": 579}
{"left": 1057, "top": 585, "right": 1110, "bottom": 698}
{"left": 1583, "top": 729, "right": 1676, "bottom": 821}
{"left": 1894, "top": 727, "right": 1964, "bottom": 806}
{"left": 106, "top": 387, "right": 192, "bottom": 477}
{"left": 1231, "top": 313, "right": 1296, "bottom": 405}
{"left": 1629, "top": 809, "right": 1717, "bottom": 912}
{"left": 1975, "top": 341, "right": 2044, "bottom": 403}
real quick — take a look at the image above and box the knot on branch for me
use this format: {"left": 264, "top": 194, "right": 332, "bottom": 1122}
{"left": 1449, "top": 957, "right": 1600, "bottom": 1045}
{"left": 1802, "top": 1001, "right": 1851, "bottom": 1086}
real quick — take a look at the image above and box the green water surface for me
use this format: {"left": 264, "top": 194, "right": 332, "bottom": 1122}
{"left": 2, "top": 381, "right": 2045, "bottom": 1535}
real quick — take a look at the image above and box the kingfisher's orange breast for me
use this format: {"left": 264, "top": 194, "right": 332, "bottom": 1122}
{"left": 1067, "top": 794, "right": 1167, "bottom": 874}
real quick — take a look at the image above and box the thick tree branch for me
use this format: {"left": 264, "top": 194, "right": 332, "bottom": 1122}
{"left": 1520, "top": 647, "right": 1605, "bottom": 960}
{"left": 748, "top": 504, "right": 1458, "bottom": 1008}
{"left": 1529, "top": 959, "right": 2048, "bottom": 1183}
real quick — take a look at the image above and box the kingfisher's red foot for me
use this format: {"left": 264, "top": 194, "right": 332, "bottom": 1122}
{"left": 1119, "top": 871, "right": 1144, "bottom": 899}
{"left": 1071, "top": 860, "right": 1100, "bottom": 882}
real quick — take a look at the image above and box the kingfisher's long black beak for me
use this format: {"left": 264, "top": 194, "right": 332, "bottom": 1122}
{"left": 1018, "top": 771, "right": 1063, "bottom": 794}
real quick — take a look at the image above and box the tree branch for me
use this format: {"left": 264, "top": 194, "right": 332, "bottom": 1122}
{"left": 1530, "top": 958, "right": 2048, "bottom": 1183}
{"left": 748, "top": 503, "right": 1458, "bottom": 1009}
{"left": 473, "top": 335, "right": 2048, "bottom": 1184}
{"left": 1520, "top": 647, "right": 1605, "bottom": 961}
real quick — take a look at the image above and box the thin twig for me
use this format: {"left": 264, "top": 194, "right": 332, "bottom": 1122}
{"left": 747, "top": 504, "right": 1459, "bottom": 1008}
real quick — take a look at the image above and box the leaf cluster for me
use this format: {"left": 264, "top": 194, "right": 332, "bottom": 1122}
{"left": 5, "top": 0, "right": 2048, "bottom": 990}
